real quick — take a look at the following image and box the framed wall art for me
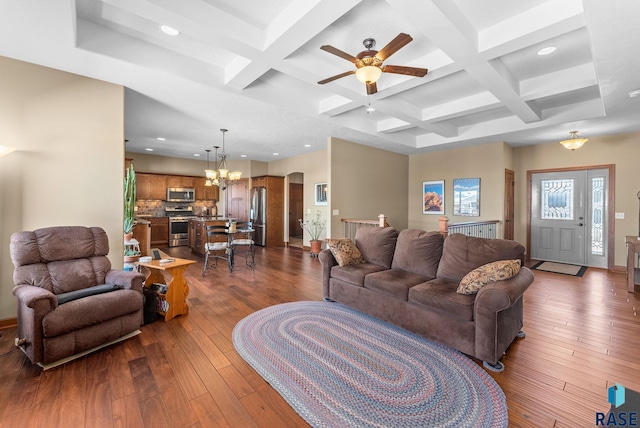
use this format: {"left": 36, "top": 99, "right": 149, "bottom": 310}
{"left": 315, "top": 183, "right": 328, "bottom": 206}
{"left": 423, "top": 180, "right": 444, "bottom": 214}
{"left": 453, "top": 178, "right": 480, "bottom": 216}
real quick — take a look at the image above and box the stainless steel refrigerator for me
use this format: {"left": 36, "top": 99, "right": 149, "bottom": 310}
{"left": 250, "top": 187, "right": 267, "bottom": 246}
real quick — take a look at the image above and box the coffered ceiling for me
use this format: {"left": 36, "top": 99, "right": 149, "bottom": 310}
{"left": 1, "top": 0, "right": 639, "bottom": 161}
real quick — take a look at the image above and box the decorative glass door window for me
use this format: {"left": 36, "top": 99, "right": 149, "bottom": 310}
{"left": 541, "top": 179, "right": 574, "bottom": 220}
{"left": 591, "top": 176, "right": 604, "bottom": 255}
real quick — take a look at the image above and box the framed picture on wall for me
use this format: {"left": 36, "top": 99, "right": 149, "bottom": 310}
{"left": 315, "top": 183, "right": 328, "bottom": 206}
{"left": 453, "top": 178, "right": 480, "bottom": 216}
{"left": 423, "top": 180, "right": 444, "bottom": 214}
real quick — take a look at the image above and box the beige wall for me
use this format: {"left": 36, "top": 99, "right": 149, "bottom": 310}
{"left": 329, "top": 138, "right": 409, "bottom": 238}
{"left": 0, "top": 56, "right": 125, "bottom": 321}
{"left": 126, "top": 151, "right": 251, "bottom": 178}
{"left": 514, "top": 132, "right": 640, "bottom": 267}
{"left": 268, "top": 149, "right": 329, "bottom": 245}
{"left": 408, "top": 142, "right": 511, "bottom": 235}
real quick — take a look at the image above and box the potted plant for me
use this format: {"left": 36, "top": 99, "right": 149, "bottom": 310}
{"left": 124, "top": 248, "right": 141, "bottom": 263}
{"left": 299, "top": 210, "right": 326, "bottom": 255}
{"left": 124, "top": 164, "right": 136, "bottom": 241}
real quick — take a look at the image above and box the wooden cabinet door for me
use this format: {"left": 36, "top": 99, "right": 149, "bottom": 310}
{"left": 136, "top": 173, "right": 151, "bottom": 200}
{"left": 150, "top": 217, "right": 169, "bottom": 246}
{"left": 205, "top": 184, "right": 219, "bottom": 201}
{"left": 166, "top": 175, "right": 194, "bottom": 188}
{"left": 251, "top": 177, "right": 266, "bottom": 188}
{"left": 194, "top": 178, "right": 206, "bottom": 201}
{"left": 150, "top": 175, "right": 167, "bottom": 200}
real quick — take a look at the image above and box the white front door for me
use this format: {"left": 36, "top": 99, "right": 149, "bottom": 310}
{"left": 531, "top": 169, "right": 608, "bottom": 268}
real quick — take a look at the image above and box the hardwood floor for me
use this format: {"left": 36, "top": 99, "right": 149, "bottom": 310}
{"left": 0, "top": 246, "right": 639, "bottom": 427}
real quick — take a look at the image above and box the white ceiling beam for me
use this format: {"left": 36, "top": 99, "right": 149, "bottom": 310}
{"left": 224, "top": 0, "right": 362, "bottom": 90}
{"left": 416, "top": 98, "right": 604, "bottom": 148}
{"left": 521, "top": 63, "right": 598, "bottom": 101}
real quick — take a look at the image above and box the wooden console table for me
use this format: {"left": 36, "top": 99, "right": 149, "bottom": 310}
{"left": 625, "top": 235, "right": 640, "bottom": 293}
{"left": 136, "top": 257, "right": 196, "bottom": 321}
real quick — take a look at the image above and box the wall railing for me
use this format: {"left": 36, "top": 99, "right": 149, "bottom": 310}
{"left": 342, "top": 215, "right": 389, "bottom": 240}
{"left": 446, "top": 219, "right": 500, "bottom": 238}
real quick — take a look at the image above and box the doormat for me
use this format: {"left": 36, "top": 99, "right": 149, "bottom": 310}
{"left": 531, "top": 261, "right": 587, "bottom": 277}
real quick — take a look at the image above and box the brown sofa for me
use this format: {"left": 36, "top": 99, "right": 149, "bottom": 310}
{"left": 10, "top": 226, "right": 145, "bottom": 367}
{"left": 319, "top": 227, "right": 534, "bottom": 371}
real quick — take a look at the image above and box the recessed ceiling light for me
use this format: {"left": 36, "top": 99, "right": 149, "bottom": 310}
{"left": 193, "top": 154, "right": 200, "bottom": 157}
{"left": 273, "top": 153, "right": 279, "bottom": 156}
{"left": 240, "top": 154, "right": 247, "bottom": 158}
{"left": 156, "top": 137, "right": 166, "bottom": 141}
{"left": 629, "top": 89, "right": 640, "bottom": 98}
{"left": 304, "top": 144, "right": 311, "bottom": 148}
{"left": 145, "top": 148, "right": 154, "bottom": 151}
{"left": 160, "top": 25, "right": 179, "bottom": 36}
{"left": 537, "top": 46, "right": 556, "bottom": 56}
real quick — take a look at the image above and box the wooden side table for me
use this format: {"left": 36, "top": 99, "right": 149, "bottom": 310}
{"left": 136, "top": 257, "right": 196, "bottom": 320}
{"left": 625, "top": 235, "right": 640, "bottom": 293}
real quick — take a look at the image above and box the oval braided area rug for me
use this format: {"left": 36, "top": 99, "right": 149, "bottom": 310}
{"left": 232, "top": 301, "right": 508, "bottom": 428}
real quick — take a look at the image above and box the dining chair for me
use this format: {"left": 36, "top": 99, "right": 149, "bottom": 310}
{"left": 230, "top": 221, "right": 256, "bottom": 270}
{"left": 202, "top": 224, "right": 232, "bottom": 274}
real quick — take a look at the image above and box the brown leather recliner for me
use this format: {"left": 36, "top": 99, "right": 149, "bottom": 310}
{"left": 10, "top": 226, "right": 145, "bottom": 367}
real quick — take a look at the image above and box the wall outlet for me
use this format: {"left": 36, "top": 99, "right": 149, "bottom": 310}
{"left": 615, "top": 212, "right": 624, "bottom": 219}
{"left": 333, "top": 209, "right": 339, "bottom": 216}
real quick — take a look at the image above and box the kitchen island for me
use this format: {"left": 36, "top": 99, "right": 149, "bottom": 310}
{"left": 188, "top": 217, "right": 234, "bottom": 255}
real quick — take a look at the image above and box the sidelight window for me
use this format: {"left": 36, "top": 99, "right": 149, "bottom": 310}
{"left": 591, "top": 177, "right": 604, "bottom": 255}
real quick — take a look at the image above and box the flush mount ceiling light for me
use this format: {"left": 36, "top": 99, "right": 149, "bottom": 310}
{"left": 559, "top": 130, "right": 588, "bottom": 150}
{"left": 160, "top": 25, "right": 179, "bottom": 36}
{"left": 629, "top": 89, "right": 640, "bottom": 98}
{"left": 537, "top": 46, "right": 557, "bottom": 56}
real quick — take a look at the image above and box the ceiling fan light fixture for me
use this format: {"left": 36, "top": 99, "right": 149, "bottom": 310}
{"left": 559, "top": 130, "right": 588, "bottom": 150}
{"left": 356, "top": 65, "right": 382, "bottom": 84}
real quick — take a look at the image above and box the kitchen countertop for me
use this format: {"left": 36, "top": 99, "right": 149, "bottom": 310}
{"left": 189, "top": 216, "right": 231, "bottom": 222}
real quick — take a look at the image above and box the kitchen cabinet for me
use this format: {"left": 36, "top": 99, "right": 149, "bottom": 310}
{"left": 189, "top": 218, "right": 228, "bottom": 255}
{"left": 251, "top": 175, "right": 285, "bottom": 247}
{"left": 136, "top": 173, "right": 166, "bottom": 200}
{"left": 166, "top": 175, "right": 194, "bottom": 188}
{"left": 150, "top": 217, "right": 169, "bottom": 246}
{"left": 193, "top": 177, "right": 219, "bottom": 201}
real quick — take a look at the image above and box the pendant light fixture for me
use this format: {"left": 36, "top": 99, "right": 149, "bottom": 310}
{"left": 559, "top": 130, "right": 588, "bottom": 150}
{"left": 205, "top": 129, "right": 242, "bottom": 190}
{"left": 204, "top": 149, "right": 214, "bottom": 186}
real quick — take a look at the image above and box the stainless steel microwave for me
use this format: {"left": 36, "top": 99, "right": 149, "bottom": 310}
{"left": 166, "top": 188, "right": 195, "bottom": 202}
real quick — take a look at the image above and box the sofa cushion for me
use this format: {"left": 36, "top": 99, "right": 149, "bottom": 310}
{"left": 436, "top": 234, "right": 525, "bottom": 282}
{"left": 355, "top": 227, "right": 399, "bottom": 269}
{"left": 43, "top": 289, "right": 143, "bottom": 337}
{"left": 409, "top": 279, "right": 476, "bottom": 321}
{"left": 331, "top": 263, "right": 388, "bottom": 287}
{"left": 326, "top": 239, "right": 365, "bottom": 267}
{"left": 391, "top": 229, "right": 444, "bottom": 279}
{"left": 457, "top": 259, "right": 521, "bottom": 295}
{"left": 364, "top": 269, "right": 430, "bottom": 300}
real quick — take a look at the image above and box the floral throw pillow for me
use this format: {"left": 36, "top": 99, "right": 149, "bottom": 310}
{"left": 456, "top": 259, "right": 521, "bottom": 295}
{"left": 326, "top": 238, "right": 365, "bottom": 267}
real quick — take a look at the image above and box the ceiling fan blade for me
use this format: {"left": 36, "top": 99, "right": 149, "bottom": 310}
{"left": 320, "top": 45, "right": 358, "bottom": 63}
{"left": 366, "top": 82, "right": 377, "bottom": 95}
{"left": 376, "top": 33, "right": 413, "bottom": 61}
{"left": 318, "top": 70, "right": 355, "bottom": 85}
{"left": 383, "top": 65, "right": 428, "bottom": 77}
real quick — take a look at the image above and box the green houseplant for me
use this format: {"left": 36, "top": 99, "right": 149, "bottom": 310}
{"left": 124, "top": 164, "right": 136, "bottom": 240}
{"left": 299, "top": 210, "right": 326, "bottom": 254}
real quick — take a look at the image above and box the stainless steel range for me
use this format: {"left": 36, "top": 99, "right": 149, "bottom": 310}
{"left": 166, "top": 206, "right": 196, "bottom": 247}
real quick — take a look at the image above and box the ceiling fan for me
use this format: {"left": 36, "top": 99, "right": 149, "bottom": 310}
{"left": 317, "top": 33, "right": 428, "bottom": 95}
